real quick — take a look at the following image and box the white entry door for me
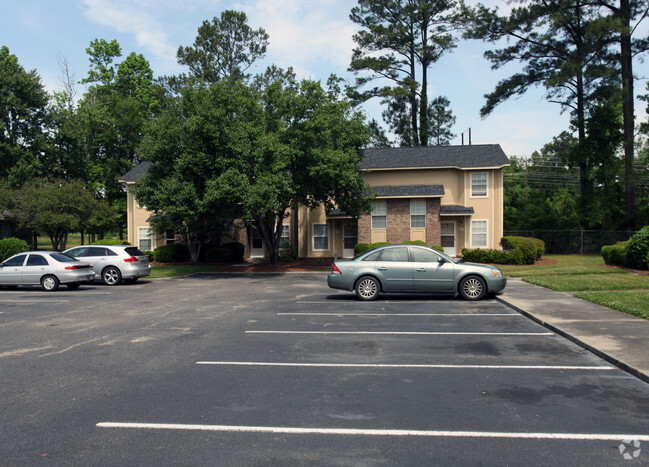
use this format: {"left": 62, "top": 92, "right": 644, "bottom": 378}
{"left": 441, "top": 221, "right": 456, "bottom": 257}
{"left": 343, "top": 223, "right": 357, "bottom": 258}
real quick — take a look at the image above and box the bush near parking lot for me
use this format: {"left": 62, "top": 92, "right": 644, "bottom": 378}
{"left": 461, "top": 236, "right": 544, "bottom": 265}
{"left": 204, "top": 247, "right": 234, "bottom": 262}
{"left": 601, "top": 226, "right": 649, "bottom": 270}
{"left": 354, "top": 242, "right": 391, "bottom": 256}
{"left": 153, "top": 243, "right": 191, "bottom": 262}
{"left": 626, "top": 226, "right": 649, "bottom": 269}
{"left": 0, "top": 237, "right": 29, "bottom": 261}
{"left": 601, "top": 241, "right": 629, "bottom": 266}
{"left": 222, "top": 242, "right": 245, "bottom": 262}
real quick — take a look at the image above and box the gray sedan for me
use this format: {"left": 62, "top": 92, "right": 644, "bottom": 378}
{"left": 327, "top": 244, "right": 506, "bottom": 301}
{"left": 0, "top": 251, "right": 95, "bottom": 291}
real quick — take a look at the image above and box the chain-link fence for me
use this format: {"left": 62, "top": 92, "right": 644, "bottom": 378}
{"left": 503, "top": 230, "right": 636, "bottom": 255}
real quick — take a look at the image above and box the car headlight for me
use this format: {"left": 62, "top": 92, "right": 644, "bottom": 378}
{"left": 492, "top": 269, "right": 503, "bottom": 278}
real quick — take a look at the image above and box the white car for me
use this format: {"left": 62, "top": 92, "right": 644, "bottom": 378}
{"left": 64, "top": 245, "right": 151, "bottom": 286}
{"left": 0, "top": 251, "right": 95, "bottom": 291}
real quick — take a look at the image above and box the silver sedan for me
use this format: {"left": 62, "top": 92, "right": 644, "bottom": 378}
{"left": 0, "top": 251, "right": 95, "bottom": 291}
{"left": 327, "top": 244, "right": 507, "bottom": 301}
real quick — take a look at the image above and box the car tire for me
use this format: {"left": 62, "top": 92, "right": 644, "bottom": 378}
{"left": 102, "top": 267, "right": 122, "bottom": 286}
{"left": 41, "top": 275, "right": 60, "bottom": 292}
{"left": 459, "top": 275, "right": 486, "bottom": 301}
{"left": 66, "top": 283, "right": 81, "bottom": 290}
{"left": 355, "top": 276, "right": 380, "bottom": 301}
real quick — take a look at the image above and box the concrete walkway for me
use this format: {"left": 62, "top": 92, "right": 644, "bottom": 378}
{"left": 498, "top": 278, "right": 649, "bottom": 384}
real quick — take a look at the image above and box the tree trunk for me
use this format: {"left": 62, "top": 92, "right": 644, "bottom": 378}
{"left": 620, "top": 0, "right": 635, "bottom": 227}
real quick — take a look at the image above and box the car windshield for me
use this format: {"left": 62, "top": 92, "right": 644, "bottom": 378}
{"left": 50, "top": 253, "right": 77, "bottom": 263}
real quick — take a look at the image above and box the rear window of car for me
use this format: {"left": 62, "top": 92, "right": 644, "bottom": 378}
{"left": 50, "top": 253, "right": 77, "bottom": 263}
{"left": 125, "top": 247, "right": 146, "bottom": 256}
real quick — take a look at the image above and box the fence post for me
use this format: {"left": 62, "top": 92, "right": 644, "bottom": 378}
{"left": 580, "top": 230, "right": 584, "bottom": 255}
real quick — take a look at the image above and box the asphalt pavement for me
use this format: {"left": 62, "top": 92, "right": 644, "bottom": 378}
{"left": 498, "top": 277, "right": 649, "bottom": 384}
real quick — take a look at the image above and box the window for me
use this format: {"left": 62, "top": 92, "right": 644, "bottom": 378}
{"left": 26, "top": 255, "right": 48, "bottom": 266}
{"left": 380, "top": 247, "right": 409, "bottom": 262}
{"left": 3, "top": 255, "right": 26, "bottom": 266}
{"left": 471, "top": 173, "right": 488, "bottom": 197}
{"left": 372, "top": 200, "right": 387, "bottom": 229}
{"left": 412, "top": 248, "right": 441, "bottom": 263}
{"left": 313, "top": 224, "right": 328, "bottom": 250}
{"left": 166, "top": 229, "right": 176, "bottom": 244}
{"left": 280, "top": 225, "right": 290, "bottom": 249}
{"left": 410, "top": 199, "right": 426, "bottom": 228}
{"left": 471, "top": 220, "right": 488, "bottom": 247}
{"left": 138, "top": 227, "right": 152, "bottom": 251}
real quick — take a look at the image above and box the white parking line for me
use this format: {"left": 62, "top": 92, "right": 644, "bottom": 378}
{"left": 0, "top": 299, "right": 70, "bottom": 303}
{"left": 278, "top": 313, "right": 518, "bottom": 317}
{"left": 196, "top": 361, "right": 616, "bottom": 371}
{"left": 246, "top": 331, "right": 554, "bottom": 336}
{"left": 96, "top": 422, "right": 649, "bottom": 441}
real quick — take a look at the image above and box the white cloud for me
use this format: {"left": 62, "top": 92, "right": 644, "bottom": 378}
{"left": 81, "top": 0, "right": 177, "bottom": 61}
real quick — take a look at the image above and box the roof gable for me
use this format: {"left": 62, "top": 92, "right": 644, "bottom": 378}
{"left": 361, "top": 144, "right": 510, "bottom": 170}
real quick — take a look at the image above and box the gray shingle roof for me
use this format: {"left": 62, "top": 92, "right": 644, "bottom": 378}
{"left": 440, "top": 205, "right": 474, "bottom": 215}
{"left": 362, "top": 144, "right": 510, "bottom": 170}
{"left": 373, "top": 185, "right": 444, "bottom": 198}
{"left": 119, "top": 161, "right": 153, "bottom": 183}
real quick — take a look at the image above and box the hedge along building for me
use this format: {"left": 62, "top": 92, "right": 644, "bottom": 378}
{"left": 121, "top": 144, "right": 510, "bottom": 259}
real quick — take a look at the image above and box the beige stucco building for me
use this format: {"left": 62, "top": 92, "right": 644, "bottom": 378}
{"left": 120, "top": 144, "right": 510, "bottom": 259}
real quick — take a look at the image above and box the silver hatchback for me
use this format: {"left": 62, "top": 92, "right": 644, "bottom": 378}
{"left": 64, "top": 245, "right": 151, "bottom": 286}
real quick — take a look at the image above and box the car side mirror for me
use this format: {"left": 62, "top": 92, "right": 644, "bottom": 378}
{"left": 438, "top": 257, "right": 447, "bottom": 264}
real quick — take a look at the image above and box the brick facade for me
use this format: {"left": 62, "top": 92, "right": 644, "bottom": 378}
{"left": 357, "top": 198, "right": 442, "bottom": 245}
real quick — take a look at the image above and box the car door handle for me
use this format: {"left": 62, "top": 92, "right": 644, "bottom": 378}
{"left": 377, "top": 267, "right": 387, "bottom": 271}
{"left": 416, "top": 268, "right": 427, "bottom": 272}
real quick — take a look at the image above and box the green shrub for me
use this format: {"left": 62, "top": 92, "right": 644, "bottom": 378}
{"left": 501, "top": 236, "right": 545, "bottom": 263}
{"left": 601, "top": 241, "right": 629, "bottom": 266}
{"left": 0, "top": 237, "right": 29, "bottom": 261}
{"left": 627, "top": 226, "right": 649, "bottom": 269}
{"left": 461, "top": 246, "right": 526, "bottom": 265}
{"left": 401, "top": 240, "right": 428, "bottom": 246}
{"left": 222, "top": 242, "right": 245, "bottom": 262}
{"left": 279, "top": 244, "right": 298, "bottom": 262}
{"left": 153, "top": 243, "right": 190, "bottom": 262}
{"left": 205, "top": 247, "right": 234, "bottom": 263}
{"left": 354, "top": 242, "right": 391, "bottom": 256}
{"left": 90, "top": 238, "right": 130, "bottom": 245}
{"left": 431, "top": 245, "right": 444, "bottom": 252}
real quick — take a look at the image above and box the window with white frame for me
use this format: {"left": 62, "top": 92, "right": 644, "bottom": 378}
{"left": 165, "top": 229, "right": 176, "bottom": 244}
{"left": 313, "top": 224, "right": 328, "bottom": 250}
{"left": 280, "top": 225, "right": 290, "bottom": 248}
{"left": 471, "top": 173, "right": 488, "bottom": 197}
{"left": 138, "top": 227, "right": 152, "bottom": 251}
{"left": 471, "top": 220, "right": 488, "bottom": 247}
{"left": 371, "top": 200, "right": 387, "bottom": 229}
{"left": 410, "top": 199, "right": 426, "bottom": 228}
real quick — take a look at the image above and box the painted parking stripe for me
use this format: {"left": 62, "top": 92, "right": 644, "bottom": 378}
{"left": 246, "top": 331, "right": 554, "bottom": 336}
{"left": 97, "top": 422, "right": 649, "bottom": 441}
{"left": 196, "top": 361, "right": 616, "bottom": 371}
{"left": 278, "top": 313, "right": 519, "bottom": 317}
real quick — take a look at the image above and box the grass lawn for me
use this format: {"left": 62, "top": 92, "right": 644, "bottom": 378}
{"left": 574, "top": 291, "right": 649, "bottom": 320}
{"left": 500, "top": 254, "right": 649, "bottom": 320}
{"left": 148, "top": 265, "right": 223, "bottom": 278}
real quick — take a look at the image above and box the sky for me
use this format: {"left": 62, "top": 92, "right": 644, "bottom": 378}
{"left": 2, "top": 0, "right": 649, "bottom": 158}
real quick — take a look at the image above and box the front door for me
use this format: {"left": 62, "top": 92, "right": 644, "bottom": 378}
{"left": 343, "top": 223, "right": 357, "bottom": 258}
{"left": 250, "top": 228, "right": 265, "bottom": 258}
{"left": 441, "top": 221, "right": 456, "bottom": 257}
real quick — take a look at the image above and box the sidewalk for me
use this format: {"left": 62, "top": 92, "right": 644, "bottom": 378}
{"left": 498, "top": 278, "right": 649, "bottom": 384}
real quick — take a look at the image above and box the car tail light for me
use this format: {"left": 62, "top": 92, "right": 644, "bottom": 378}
{"left": 65, "top": 265, "right": 90, "bottom": 270}
{"left": 332, "top": 263, "right": 342, "bottom": 274}
{"left": 124, "top": 256, "right": 139, "bottom": 263}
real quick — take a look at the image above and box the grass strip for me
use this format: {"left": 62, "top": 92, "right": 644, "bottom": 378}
{"left": 149, "top": 265, "right": 222, "bottom": 278}
{"left": 523, "top": 273, "right": 649, "bottom": 292}
{"left": 575, "top": 291, "right": 649, "bottom": 320}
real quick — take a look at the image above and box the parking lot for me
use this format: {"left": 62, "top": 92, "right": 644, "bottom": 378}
{"left": 1, "top": 274, "right": 648, "bottom": 465}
